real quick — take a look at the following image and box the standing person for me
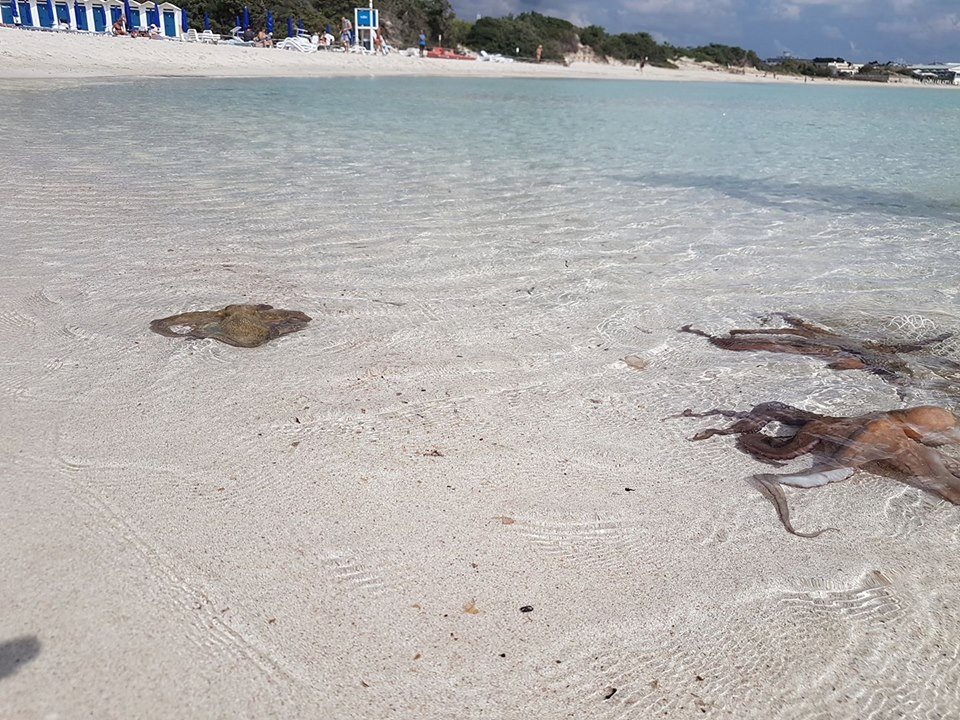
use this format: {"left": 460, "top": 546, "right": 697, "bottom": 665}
{"left": 374, "top": 29, "right": 383, "bottom": 55}
{"left": 535, "top": 45, "right": 542, "bottom": 63}
{"left": 418, "top": 30, "right": 426, "bottom": 57}
{"left": 640, "top": 55, "right": 648, "bottom": 71}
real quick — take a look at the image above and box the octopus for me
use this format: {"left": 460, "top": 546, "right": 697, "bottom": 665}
{"left": 150, "top": 304, "right": 311, "bottom": 348}
{"left": 680, "top": 402, "right": 960, "bottom": 537}
{"left": 680, "top": 313, "right": 952, "bottom": 383}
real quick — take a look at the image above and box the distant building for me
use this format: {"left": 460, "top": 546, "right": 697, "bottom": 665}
{"left": 810, "top": 57, "right": 862, "bottom": 76}
{"left": 909, "top": 63, "right": 960, "bottom": 85}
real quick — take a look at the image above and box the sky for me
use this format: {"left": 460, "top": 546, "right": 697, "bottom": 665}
{"left": 449, "top": 0, "right": 960, "bottom": 63}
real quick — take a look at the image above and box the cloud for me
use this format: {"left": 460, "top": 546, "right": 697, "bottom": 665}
{"left": 449, "top": 0, "right": 960, "bottom": 61}
{"left": 821, "top": 24, "right": 843, "bottom": 39}
{"left": 876, "top": 12, "right": 960, "bottom": 40}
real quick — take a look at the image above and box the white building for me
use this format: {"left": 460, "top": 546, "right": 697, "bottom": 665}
{"left": 909, "top": 63, "right": 960, "bottom": 85}
{"left": 1, "top": 0, "right": 184, "bottom": 38}
{"left": 826, "top": 60, "right": 862, "bottom": 76}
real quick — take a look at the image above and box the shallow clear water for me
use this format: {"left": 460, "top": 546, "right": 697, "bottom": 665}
{"left": 3, "top": 77, "right": 959, "bottom": 309}
{"left": 2, "top": 78, "right": 960, "bottom": 718}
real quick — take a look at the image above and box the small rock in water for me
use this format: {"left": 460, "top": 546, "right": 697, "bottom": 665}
{"left": 150, "top": 304, "right": 311, "bottom": 348}
{"left": 623, "top": 355, "right": 649, "bottom": 371}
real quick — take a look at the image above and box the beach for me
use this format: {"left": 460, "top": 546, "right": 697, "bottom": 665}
{"left": 0, "top": 27, "right": 934, "bottom": 87}
{"left": 2, "top": 55, "right": 960, "bottom": 719}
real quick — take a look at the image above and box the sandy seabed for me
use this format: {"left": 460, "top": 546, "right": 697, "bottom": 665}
{"left": 1, "top": 28, "right": 959, "bottom": 720}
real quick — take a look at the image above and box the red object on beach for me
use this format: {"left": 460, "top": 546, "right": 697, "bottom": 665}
{"left": 426, "top": 47, "right": 475, "bottom": 61}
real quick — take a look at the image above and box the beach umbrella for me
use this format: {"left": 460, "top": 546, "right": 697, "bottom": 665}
{"left": 265, "top": 10, "right": 273, "bottom": 34}
{"left": 286, "top": 16, "right": 292, "bottom": 37}
{"left": 203, "top": 11, "right": 209, "bottom": 30}
{"left": 45, "top": 0, "right": 55, "bottom": 26}
{"left": 73, "top": 0, "right": 81, "bottom": 25}
{"left": 180, "top": 7, "right": 187, "bottom": 32}
{"left": 242, "top": 5, "right": 248, "bottom": 30}
{"left": 297, "top": 17, "right": 303, "bottom": 32}
{"left": 9, "top": 0, "right": 17, "bottom": 21}
{"left": 234, "top": 15, "right": 240, "bottom": 30}
{"left": 122, "top": 0, "right": 132, "bottom": 29}
{"left": 153, "top": 1, "right": 161, "bottom": 27}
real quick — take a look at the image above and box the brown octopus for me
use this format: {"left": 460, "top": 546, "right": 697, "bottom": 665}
{"left": 680, "top": 313, "right": 951, "bottom": 382}
{"left": 680, "top": 402, "right": 960, "bottom": 537}
{"left": 150, "top": 304, "right": 311, "bottom": 348}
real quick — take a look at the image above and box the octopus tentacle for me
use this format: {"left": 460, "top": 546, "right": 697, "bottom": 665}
{"left": 738, "top": 431, "right": 821, "bottom": 461}
{"left": 749, "top": 475, "right": 836, "bottom": 538}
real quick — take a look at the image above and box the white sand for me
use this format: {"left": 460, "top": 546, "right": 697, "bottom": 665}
{"left": 0, "top": 27, "right": 931, "bottom": 87}
{"left": 1, "top": 29, "right": 958, "bottom": 720}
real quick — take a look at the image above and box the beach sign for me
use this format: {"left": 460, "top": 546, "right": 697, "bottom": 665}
{"left": 354, "top": 6, "right": 378, "bottom": 51}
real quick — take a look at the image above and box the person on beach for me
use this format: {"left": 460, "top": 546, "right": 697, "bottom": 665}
{"left": 323, "top": 29, "right": 335, "bottom": 48}
{"left": 536, "top": 45, "right": 542, "bottom": 63}
{"left": 111, "top": 16, "right": 126, "bottom": 35}
{"left": 374, "top": 30, "right": 383, "bottom": 55}
{"left": 340, "top": 28, "right": 351, "bottom": 51}
{"left": 254, "top": 29, "right": 272, "bottom": 48}
{"left": 418, "top": 31, "right": 427, "bottom": 57}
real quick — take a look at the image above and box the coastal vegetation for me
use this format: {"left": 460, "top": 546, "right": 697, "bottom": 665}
{"left": 181, "top": 0, "right": 774, "bottom": 73}
{"left": 179, "top": 0, "right": 456, "bottom": 43}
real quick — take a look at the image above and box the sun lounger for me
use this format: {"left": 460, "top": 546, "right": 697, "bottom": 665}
{"left": 276, "top": 35, "right": 316, "bottom": 53}
{"left": 223, "top": 28, "right": 255, "bottom": 46}
{"left": 197, "top": 30, "right": 220, "bottom": 44}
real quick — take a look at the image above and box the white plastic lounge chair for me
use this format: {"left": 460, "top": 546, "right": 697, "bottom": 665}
{"left": 183, "top": 28, "right": 198, "bottom": 42}
{"left": 276, "top": 35, "right": 316, "bottom": 53}
{"left": 222, "top": 27, "right": 254, "bottom": 46}
{"left": 198, "top": 30, "right": 220, "bottom": 44}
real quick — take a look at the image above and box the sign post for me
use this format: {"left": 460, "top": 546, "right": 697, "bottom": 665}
{"left": 354, "top": 2, "right": 378, "bottom": 52}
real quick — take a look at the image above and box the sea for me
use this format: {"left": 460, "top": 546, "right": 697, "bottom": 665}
{"left": 2, "top": 77, "right": 960, "bottom": 718}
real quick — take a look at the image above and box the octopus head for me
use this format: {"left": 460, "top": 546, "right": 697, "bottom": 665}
{"left": 895, "top": 406, "right": 960, "bottom": 446}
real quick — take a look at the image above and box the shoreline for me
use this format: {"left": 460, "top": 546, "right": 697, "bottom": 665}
{"left": 0, "top": 27, "right": 951, "bottom": 89}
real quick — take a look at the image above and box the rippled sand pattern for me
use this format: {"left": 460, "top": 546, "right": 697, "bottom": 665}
{"left": 1, "top": 78, "right": 959, "bottom": 718}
